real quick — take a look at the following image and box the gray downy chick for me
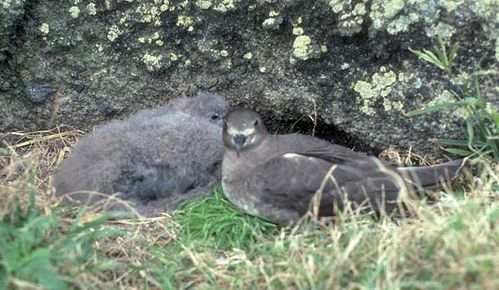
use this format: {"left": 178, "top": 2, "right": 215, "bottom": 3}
{"left": 222, "top": 109, "right": 467, "bottom": 226}
{"left": 53, "top": 92, "right": 230, "bottom": 216}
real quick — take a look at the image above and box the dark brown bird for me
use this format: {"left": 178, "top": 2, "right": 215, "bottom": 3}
{"left": 221, "top": 109, "right": 466, "bottom": 225}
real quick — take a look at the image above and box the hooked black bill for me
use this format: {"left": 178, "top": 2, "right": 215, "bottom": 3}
{"left": 233, "top": 134, "right": 246, "bottom": 157}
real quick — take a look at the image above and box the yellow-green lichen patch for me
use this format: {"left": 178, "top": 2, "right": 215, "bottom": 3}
{"left": 269, "top": 10, "right": 279, "bottom": 17}
{"left": 160, "top": 0, "right": 170, "bottom": 12}
{"left": 220, "top": 50, "right": 229, "bottom": 57}
{"left": 2, "top": 0, "right": 12, "bottom": 9}
{"left": 370, "top": 0, "right": 420, "bottom": 34}
{"left": 243, "top": 52, "right": 253, "bottom": 60}
{"left": 69, "top": 6, "right": 80, "bottom": 19}
{"left": 386, "top": 13, "right": 420, "bottom": 35}
{"left": 118, "top": 11, "right": 131, "bottom": 26}
{"left": 292, "top": 35, "right": 312, "bottom": 60}
{"left": 329, "top": 0, "right": 367, "bottom": 36}
{"left": 383, "top": 0, "right": 405, "bottom": 19}
{"left": 440, "top": 0, "right": 465, "bottom": 12}
{"left": 262, "top": 10, "right": 283, "bottom": 30}
{"left": 263, "top": 14, "right": 283, "bottom": 30}
{"left": 178, "top": 0, "right": 189, "bottom": 9}
{"left": 328, "top": 0, "right": 345, "bottom": 13}
{"left": 135, "top": 2, "right": 163, "bottom": 26}
{"left": 137, "top": 31, "right": 163, "bottom": 45}
{"left": 95, "top": 43, "right": 103, "bottom": 52}
{"left": 293, "top": 27, "right": 304, "bottom": 35}
{"left": 397, "top": 72, "right": 410, "bottom": 84}
{"left": 427, "top": 22, "right": 456, "bottom": 39}
{"left": 107, "top": 24, "right": 122, "bottom": 42}
{"left": 86, "top": 3, "right": 97, "bottom": 16}
{"left": 39, "top": 23, "right": 50, "bottom": 35}
{"left": 353, "top": 67, "right": 404, "bottom": 116}
{"left": 353, "top": 3, "right": 367, "bottom": 15}
{"left": 176, "top": 15, "right": 193, "bottom": 27}
{"left": 142, "top": 52, "right": 163, "bottom": 72}
{"left": 337, "top": 19, "right": 363, "bottom": 36}
{"left": 170, "top": 53, "right": 178, "bottom": 61}
{"left": 263, "top": 18, "right": 276, "bottom": 27}
{"left": 195, "top": 0, "right": 212, "bottom": 9}
{"left": 213, "top": 0, "right": 237, "bottom": 13}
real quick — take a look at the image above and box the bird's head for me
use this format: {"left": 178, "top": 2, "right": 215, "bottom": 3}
{"left": 181, "top": 92, "right": 231, "bottom": 127}
{"left": 223, "top": 109, "right": 267, "bottom": 157}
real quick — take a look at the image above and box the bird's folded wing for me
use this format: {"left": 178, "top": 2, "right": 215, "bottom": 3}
{"left": 249, "top": 153, "right": 403, "bottom": 215}
{"left": 277, "top": 134, "right": 369, "bottom": 164}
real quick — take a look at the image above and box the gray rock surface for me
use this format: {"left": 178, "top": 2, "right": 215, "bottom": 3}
{"left": 0, "top": 0, "right": 498, "bottom": 157}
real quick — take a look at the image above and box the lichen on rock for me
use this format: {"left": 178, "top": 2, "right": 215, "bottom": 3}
{"left": 0, "top": 0, "right": 497, "bottom": 157}
{"left": 39, "top": 23, "right": 49, "bottom": 35}
{"left": 328, "top": 0, "right": 367, "bottom": 36}
{"left": 353, "top": 67, "right": 404, "bottom": 116}
{"left": 142, "top": 52, "right": 163, "bottom": 72}
{"left": 292, "top": 35, "right": 313, "bottom": 60}
{"left": 69, "top": 6, "right": 80, "bottom": 19}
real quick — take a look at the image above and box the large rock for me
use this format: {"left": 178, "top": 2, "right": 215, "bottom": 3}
{"left": 0, "top": 0, "right": 497, "bottom": 157}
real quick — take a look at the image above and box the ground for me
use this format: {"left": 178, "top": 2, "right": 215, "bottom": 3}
{"left": 0, "top": 127, "right": 497, "bottom": 289}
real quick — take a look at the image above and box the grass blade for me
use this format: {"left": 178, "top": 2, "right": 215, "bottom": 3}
{"left": 443, "top": 148, "right": 473, "bottom": 156}
{"left": 436, "top": 139, "right": 485, "bottom": 147}
{"left": 407, "top": 102, "right": 460, "bottom": 116}
{"left": 449, "top": 41, "right": 459, "bottom": 64}
{"left": 466, "top": 118, "right": 475, "bottom": 145}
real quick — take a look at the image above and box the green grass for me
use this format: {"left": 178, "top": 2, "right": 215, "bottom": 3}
{"left": 1, "top": 153, "right": 497, "bottom": 289}
{"left": 173, "top": 187, "right": 279, "bottom": 250}
{"left": 0, "top": 167, "right": 120, "bottom": 290}
{"left": 409, "top": 34, "right": 459, "bottom": 73}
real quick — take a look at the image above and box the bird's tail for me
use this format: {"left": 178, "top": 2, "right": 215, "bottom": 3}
{"left": 396, "top": 158, "right": 468, "bottom": 189}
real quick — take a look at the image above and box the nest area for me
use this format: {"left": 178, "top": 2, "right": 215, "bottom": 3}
{"left": 0, "top": 117, "right": 438, "bottom": 193}
{"left": 0, "top": 125, "right": 497, "bottom": 289}
{"left": 0, "top": 118, "right": 434, "bottom": 190}
{"left": 0, "top": 121, "right": 435, "bottom": 228}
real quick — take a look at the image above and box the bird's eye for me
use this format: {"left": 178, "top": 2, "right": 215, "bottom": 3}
{"left": 211, "top": 114, "right": 220, "bottom": 120}
{"left": 254, "top": 119, "right": 259, "bottom": 126}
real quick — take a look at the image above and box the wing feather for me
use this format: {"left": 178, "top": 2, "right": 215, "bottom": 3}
{"left": 248, "top": 154, "right": 403, "bottom": 223}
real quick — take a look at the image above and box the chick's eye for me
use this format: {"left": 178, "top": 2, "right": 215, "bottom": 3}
{"left": 211, "top": 114, "right": 220, "bottom": 120}
{"left": 254, "top": 119, "right": 259, "bottom": 126}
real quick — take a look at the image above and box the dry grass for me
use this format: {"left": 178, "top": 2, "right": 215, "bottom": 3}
{"left": 0, "top": 129, "right": 497, "bottom": 289}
